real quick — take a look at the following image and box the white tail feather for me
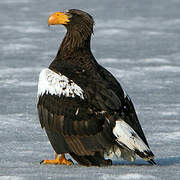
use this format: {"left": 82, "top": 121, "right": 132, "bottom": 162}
{"left": 113, "top": 120, "right": 151, "bottom": 155}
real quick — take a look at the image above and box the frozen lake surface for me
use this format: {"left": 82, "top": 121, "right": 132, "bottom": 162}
{"left": 0, "top": 0, "right": 180, "bottom": 179}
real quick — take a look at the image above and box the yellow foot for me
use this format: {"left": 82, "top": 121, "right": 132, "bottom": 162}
{"left": 40, "top": 154, "right": 73, "bottom": 165}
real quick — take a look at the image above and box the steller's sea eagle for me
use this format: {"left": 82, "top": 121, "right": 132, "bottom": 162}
{"left": 37, "top": 9, "right": 155, "bottom": 166}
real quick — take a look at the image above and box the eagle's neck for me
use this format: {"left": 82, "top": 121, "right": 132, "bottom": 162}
{"left": 49, "top": 29, "right": 97, "bottom": 74}
{"left": 56, "top": 29, "right": 92, "bottom": 58}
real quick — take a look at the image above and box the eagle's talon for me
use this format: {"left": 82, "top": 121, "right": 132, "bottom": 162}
{"left": 40, "top": 154, "right": 73, "bottom": 165}
{"left": 40, "top": 160, "right": 44, "bottom": 164}
{"left": 68, "top": 159, "right": 74, "bottom": 164}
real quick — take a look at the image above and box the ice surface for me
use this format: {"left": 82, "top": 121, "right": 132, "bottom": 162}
{"left": 0, "top": 0, "right": 180, "bottom": 179}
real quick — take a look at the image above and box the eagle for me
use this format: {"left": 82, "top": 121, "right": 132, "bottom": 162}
{"left": 37, "top": 9, "right": 155, "bottom": 166}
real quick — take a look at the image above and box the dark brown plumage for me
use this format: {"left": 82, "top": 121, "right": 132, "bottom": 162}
{"left": 37, "top": 9, "right": 155, "bottom": 166}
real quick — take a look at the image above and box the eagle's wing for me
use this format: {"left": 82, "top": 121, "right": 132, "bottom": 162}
{"left": 37, "top": 68, "right": 112, "bottom": 156}
{"left": 97, "top": 65, "right": 149, "bottom": 147}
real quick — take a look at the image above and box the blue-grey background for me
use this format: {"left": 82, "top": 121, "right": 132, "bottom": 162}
{"left": 0, "top": 0, "right": 180, "bottom": 179}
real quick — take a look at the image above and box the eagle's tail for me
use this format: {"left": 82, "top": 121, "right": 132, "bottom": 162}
{"left": 113, "top": 120, "right": 155, "bottom": 164}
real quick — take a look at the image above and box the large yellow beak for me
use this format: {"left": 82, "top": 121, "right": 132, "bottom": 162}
{"left": 48, "top": 12, "right": 70, "bottom": 26}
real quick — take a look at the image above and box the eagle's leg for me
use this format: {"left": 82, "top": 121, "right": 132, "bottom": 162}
{"left": 40, "top": 153, "right": 73, "bottom": 165}
{"left": 70, "top": 152, "right": 112, "bottom": 166}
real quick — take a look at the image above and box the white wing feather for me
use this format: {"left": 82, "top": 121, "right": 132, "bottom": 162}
{"left": 37, "top": 68, "right": 84, "bottom": 99}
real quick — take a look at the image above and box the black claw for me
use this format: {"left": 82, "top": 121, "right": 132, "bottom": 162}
{"left": 40, "top": 160, "right": 44, "bottom": 164}
{"left": 68, "top": 159, "right": 74, "bottom": 164}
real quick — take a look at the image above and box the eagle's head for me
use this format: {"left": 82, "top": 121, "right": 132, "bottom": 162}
{"left": 48, "top": 9, "right": 94, "bottom": 50}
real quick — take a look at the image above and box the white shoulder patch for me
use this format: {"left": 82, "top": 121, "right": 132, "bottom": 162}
{"left": 37, "top": 68, "right": 84, "bottom": 99}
